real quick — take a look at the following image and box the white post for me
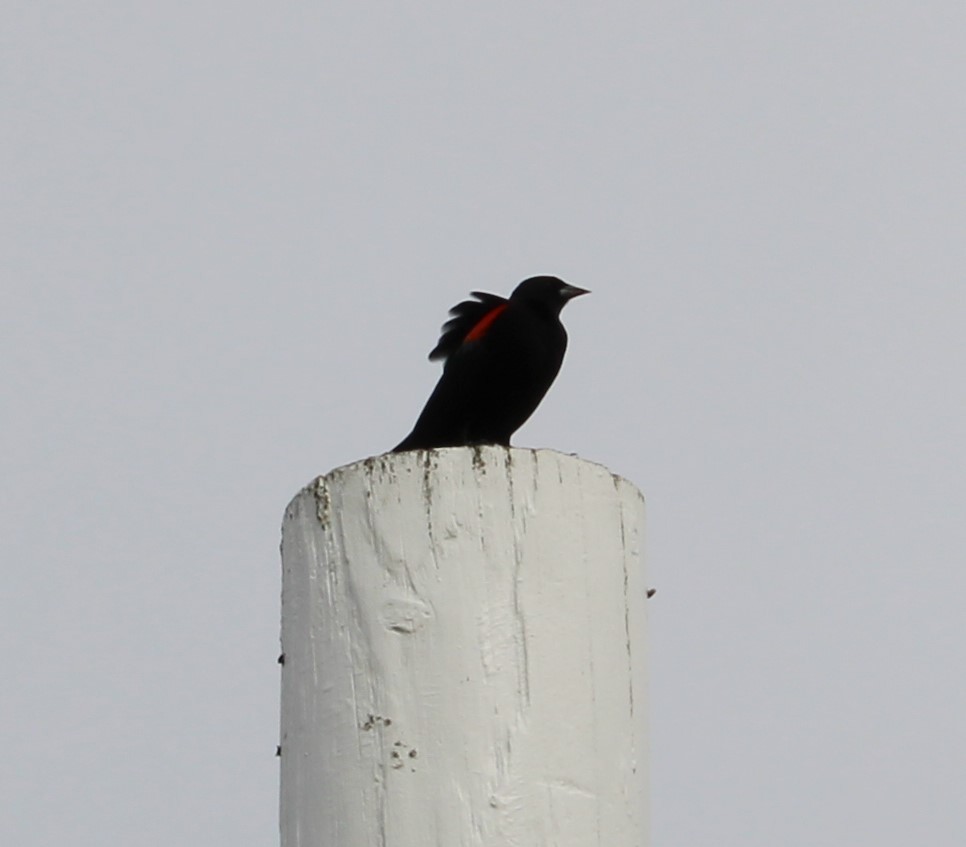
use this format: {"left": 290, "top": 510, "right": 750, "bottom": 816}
{"left": 279, "top": 446, "right": 648, "bottom": 846}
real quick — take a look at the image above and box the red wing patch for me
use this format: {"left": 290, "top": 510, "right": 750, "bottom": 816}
{"left": 464, "top": 303, "right": 508, "bottom": 344}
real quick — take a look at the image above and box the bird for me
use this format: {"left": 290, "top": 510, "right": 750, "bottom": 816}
{"left": 393, "top": 275, "right": 589, "bottom": 452}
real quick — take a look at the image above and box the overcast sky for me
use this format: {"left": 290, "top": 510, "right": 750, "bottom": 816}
{"left": 4, "top": 2, "right": 965, "bottom": 845}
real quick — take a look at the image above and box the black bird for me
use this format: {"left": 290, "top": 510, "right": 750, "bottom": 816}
{"left": 393, "top": 275, "right": 588, "bottom": 451}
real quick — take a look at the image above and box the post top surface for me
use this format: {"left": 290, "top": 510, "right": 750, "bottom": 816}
{"left": 298, "top": 447, "right": 642, "bottom": 505}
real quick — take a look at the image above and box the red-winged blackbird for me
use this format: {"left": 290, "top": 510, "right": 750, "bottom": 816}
{"left": 393, "top": 275, "right": 589, "bottom": 452}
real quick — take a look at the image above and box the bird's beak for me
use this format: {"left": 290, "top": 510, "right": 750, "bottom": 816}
{"left": 560, "top": 284, "right": 590, "bottom": 300}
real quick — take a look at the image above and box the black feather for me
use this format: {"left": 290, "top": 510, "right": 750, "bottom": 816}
{"left": 428, "top": 292, "right": 507, "bottom": 362}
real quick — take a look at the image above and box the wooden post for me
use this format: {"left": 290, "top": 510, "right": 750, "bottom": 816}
{"left": 279, "top": 446, "right": 648, "bottom": 846}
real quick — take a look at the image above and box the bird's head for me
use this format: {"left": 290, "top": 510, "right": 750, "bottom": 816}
{"left": 510, "top": 276, "right": 590, "bottom": 315}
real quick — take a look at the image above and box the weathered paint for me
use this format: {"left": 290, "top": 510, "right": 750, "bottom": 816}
{"left": 280, "top": 447, "right": 648, "bottom": 846}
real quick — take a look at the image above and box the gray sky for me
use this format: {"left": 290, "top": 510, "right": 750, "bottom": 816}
{"left": 4, "top": 2, "right": 965, "bottom": 844}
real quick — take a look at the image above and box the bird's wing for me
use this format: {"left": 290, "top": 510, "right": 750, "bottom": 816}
{"left": 428, "top": 291, "right": 509, "bottom": 362}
